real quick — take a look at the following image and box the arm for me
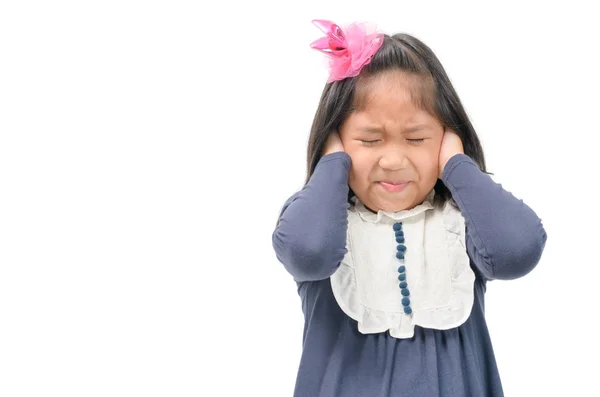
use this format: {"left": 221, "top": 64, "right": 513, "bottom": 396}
{"left": 272, "top": 152, "right": 351, "bottom": 282}
{"left": 441, "top": 154, "right": 547, "bottom": 281}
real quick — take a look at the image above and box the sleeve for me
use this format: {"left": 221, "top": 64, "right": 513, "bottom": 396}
{"left": 271, "top": 152, "right": 351, "bottom": 282}
{"left": 440, "top": 154, "right": 548, "bottom": 281}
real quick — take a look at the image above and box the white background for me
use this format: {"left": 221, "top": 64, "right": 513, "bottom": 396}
{"left": 1, "top": 1, "right": 598, "bottom": 396}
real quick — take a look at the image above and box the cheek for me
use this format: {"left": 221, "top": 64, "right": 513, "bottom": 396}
{"left": 349, "top": 158, "right": 372, "bottom": 180}
{"left": 346, "top": 149, "right": 375, "bottom": 185}
{"left": 413, "top": 147, "right": 439, "bottom": 177}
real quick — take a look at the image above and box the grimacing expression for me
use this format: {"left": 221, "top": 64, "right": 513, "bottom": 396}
{"left": 339, "top": 71, "right": 444, "bottom": 213}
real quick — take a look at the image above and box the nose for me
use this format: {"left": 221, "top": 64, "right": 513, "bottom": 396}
{"left": 378, "top": 147, "right": 406, "bottom": 171}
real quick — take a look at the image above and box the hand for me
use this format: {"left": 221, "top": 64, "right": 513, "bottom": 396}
{"left": 438, "top": 128, "right": 464, "bottom": 177}
{"left": 322, "top": 131, "right": 345, "bottom": 157}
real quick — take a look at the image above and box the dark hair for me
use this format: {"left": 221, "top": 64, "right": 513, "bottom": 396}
{"left": 305, "top": 33, "right": 489, "bottom": 208}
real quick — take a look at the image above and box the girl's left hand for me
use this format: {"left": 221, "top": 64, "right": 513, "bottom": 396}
{"left": 438, "top": 128, "right": 464, "bottom": 177}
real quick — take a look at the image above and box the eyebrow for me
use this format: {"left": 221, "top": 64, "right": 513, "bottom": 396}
{"left": 358, "top": 126, "right": 384, "bottom": 134}
{"left": 357, "top": 125, "right": 429, "bottom": 134}
{"left": 404, "top": 125, "right": 429, "bottom": 133}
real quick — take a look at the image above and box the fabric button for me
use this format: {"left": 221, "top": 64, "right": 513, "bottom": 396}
{"left": 395, "top": 230, "right": 404, "bottom": 237}
{"left": 398, "top": 273, "right": 406, "bottom": 281}
{"left": 403, "top": 306, "right": 412, "bottom": 314}
{"left": 396, "top": 236, "right": 405, "bottom": 243}
{"left": 401, "top": 288, "right": 410, "bottom": 296}
{"left": 397, "top": 265, "right": 406, "bottom": 272}
{"left": 396, "top": 251, "right": 404, "bottom": 259}
{"left": 402, "top": 297, "right": 410, "bottom": 306}
{"left": 399, "top": 281, "right": 407, "bottom": 288}
{"left": 393, "top": 222, "right": 402, "bottom": 231}
{"left": 397, "top": 245, "right": 406, "bottom": 252}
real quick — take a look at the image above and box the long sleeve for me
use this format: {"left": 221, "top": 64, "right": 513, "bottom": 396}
{"left": 441, "top": 154, "right": 547, "bottom": 281}
{"left": 272, "top": 152, "right": 351, "bottom": 282}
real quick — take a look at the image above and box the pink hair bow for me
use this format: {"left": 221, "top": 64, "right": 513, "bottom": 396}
{"left": 310, "top": 19, "right": 384, "bottom": 83}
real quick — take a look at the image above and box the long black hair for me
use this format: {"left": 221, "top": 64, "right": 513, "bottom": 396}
{"left": 305, "top": 33, "right": 489, "bottom": 207}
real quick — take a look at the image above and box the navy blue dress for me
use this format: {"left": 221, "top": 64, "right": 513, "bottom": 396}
{"left": 272, "top": 152, "right": 547, "bottom": 397}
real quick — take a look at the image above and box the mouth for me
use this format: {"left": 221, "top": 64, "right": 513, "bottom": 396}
{"left": 378, "top": 180, "right": 409, "bottom": 193}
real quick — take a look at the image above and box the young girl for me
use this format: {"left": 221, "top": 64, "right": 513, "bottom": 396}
{"left": 272, "top": 19, "right": 547, "bottom": 397}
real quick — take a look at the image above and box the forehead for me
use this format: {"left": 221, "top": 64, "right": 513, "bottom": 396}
{"left": 351, "top": 71, "right": 436, "bottom": 127}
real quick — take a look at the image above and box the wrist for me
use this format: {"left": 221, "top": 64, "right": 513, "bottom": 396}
{"left": 440, "top": 153, "right": 475, "bottom": 182}
{"left": 320, "top": 151, "right": 350, "bottom": 162}
{"left": 323, "top": 150, "right": 342, "bottom": 157}
{"left": 440, "top": 152, "right": 464, "bottom": 175}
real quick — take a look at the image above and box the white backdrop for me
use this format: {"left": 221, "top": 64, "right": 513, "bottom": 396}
{"left": 1, "top": 1, "right": 598, "bottom": 396}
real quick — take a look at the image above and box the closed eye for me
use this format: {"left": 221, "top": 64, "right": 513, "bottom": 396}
{"left": 360, "top": 138, "right": 426, "bottom": 145}
{"left": 360, "top": 140, "right": 381, "bottom": 145}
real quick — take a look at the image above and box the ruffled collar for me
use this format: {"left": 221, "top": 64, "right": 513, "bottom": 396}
{"left": 351, "top": 189, "right": 436, "bottom": 223}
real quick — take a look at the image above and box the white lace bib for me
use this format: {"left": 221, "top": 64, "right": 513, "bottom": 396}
{"left": 330, "top": 190, "right": 476, "bottom": 339}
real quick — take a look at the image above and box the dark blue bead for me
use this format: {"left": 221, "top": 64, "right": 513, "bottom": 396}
{"left": 395, "top": 230, "right": 404, "bottom": 237}
{"left": 402, "top": 297, "right": 410, "bottom": 306}
{"left": 398, "top": 273, "right": 406, "bottom": 281}
{"left": 393, "top": 222, "right": 402, "bottom": 231}
{"left": 396, "top": 251, "right": 404, "bottom": 259}
{"left": 398, "top": 265, "right": 406, "bottom": 272}
{"left": 396, "top": 236, "right": 405, "bottom": 243}
{"left": 401, "top": 288, "right": 410, "bottom": 296}
{"left": 399, "top": 281, "right": 407, "bottom": 288}
{"left": 397, "top": 245, "right": 406, "bottom": 252}
{"left": 403, "top": 306, "right": 412, "bottom": 314}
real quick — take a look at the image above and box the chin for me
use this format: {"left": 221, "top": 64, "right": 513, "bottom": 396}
{"left": 373, "top": 195, "right": 415, "bottom": 212}
{"left": 379, "top": 190, "right": 419, "bottom": 212}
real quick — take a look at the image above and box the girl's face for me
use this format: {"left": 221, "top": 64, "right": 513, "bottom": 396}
{"left": 339, "top": 71, "right": 444, "bottom": 213}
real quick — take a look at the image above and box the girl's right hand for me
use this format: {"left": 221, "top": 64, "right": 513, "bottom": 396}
{"left": 322, "top": 131, "right": 345, "bottom": 157}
